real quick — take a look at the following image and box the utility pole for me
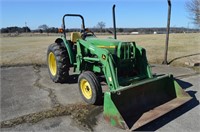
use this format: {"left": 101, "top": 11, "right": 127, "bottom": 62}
{"left": 25, "top": 22, "right": 27, "bottom": 33}
{"left": 163, "top": 0, "right": 171, "bottom": 65}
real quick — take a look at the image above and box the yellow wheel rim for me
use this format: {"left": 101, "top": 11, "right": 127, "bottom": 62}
{"left": 80, "top": 79, "right": 92, "bottom": 99}
{"left": 48, "top": 52, "right": 57, "bottom": 76}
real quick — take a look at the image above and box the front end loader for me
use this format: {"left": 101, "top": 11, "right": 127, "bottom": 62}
{"left": 47, "top": 5, "right": 192, "bottom": 130}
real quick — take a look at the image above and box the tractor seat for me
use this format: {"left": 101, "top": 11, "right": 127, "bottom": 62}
{"left": 70, "top": 32, "right": 81, "bottom": 43}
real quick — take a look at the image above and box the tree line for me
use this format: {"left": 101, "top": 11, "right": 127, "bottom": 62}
{"left": 0, "top": 26, "right": 60, "bottom": 34}
{"left": 1, "top": 26, "right": 31, "bottom": 33}
{"left": 1, "top": 26, "right": 199, "bottom": 34}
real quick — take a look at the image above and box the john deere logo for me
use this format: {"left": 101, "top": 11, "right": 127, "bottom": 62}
{"left": 102, "top": 54, "right": 106, "bottom": 60}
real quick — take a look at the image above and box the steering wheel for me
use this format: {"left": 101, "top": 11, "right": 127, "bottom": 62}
{"left": 81, "top": 29, "right": 96, "bottom": 39}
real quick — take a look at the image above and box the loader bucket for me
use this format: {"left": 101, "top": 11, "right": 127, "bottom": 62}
{"left": 103, "top": 75, "right": 192, "bottom": 130}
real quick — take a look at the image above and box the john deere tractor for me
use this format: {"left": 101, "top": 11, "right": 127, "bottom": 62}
{"left": 47, "top": 5, "right": 192, "bottom": 130}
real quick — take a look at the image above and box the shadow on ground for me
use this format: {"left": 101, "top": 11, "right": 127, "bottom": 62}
{"left": 175, "top": 78, "right": 193, "bottom": 89}
{"left": 168, "top": 53, "right": 200, "bottom": 65}
{"left": 66, "top": 74, "right": 79, "bottom": 84}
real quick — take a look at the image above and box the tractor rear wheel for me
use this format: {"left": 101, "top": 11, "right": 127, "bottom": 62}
{"left": 47, "top": 43, "right": 69, "bottom": 83}
{"left": 78, "top": 71, "right": 103, "bottom": 105}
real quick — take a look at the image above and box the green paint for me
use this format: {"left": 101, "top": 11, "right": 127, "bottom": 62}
{"left": 61, "top": 36, "right": 75, "bottom": 65}
{"left": 103, "top": 92, "right": 127, "bottom": 129}
{"left": 173, "top": 77, "right": 189, "bottom": 97}
{"left": 92, "top": 65, "right": 101, "bottom": 73}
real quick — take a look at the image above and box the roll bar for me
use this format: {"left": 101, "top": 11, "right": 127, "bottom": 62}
{"left": 62, "top": 14, "right": 85, "bottom": 38}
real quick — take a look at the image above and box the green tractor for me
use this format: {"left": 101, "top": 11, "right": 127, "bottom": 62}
{"left": 47, "top": 5, "right": 192, "bottom": 130}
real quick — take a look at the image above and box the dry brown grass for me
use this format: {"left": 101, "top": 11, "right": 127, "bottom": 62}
{"left": 0, "top": 33, "right": 200, "bottom": 68}
{"left": 99, "top": 33, "right": 200, "bottom": 67}
{"left": 0, "top": 35, "right": 59, "bottom": 66}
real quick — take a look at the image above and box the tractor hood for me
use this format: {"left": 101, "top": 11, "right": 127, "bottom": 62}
{"left": 86, "top": 37, "right": 121, "bottom": 49}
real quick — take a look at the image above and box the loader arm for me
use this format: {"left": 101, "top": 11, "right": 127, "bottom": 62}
{"left": 76, "top": 39, "right": 120, "bottom": 91}
{"left": 76, "top": 39, "right": 153, "bottom": 91}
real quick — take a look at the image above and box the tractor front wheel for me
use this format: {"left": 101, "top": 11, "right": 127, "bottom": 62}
{"left": 47, "top": 43, "right": 69, "bottom": 83}
{"left": 78, "top": 71, "right": 103, "bottom": 105}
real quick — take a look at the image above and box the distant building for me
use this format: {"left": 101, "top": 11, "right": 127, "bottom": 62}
{"left": 153, "top": 31, "right": 157, "bottom": 34}
{"left": 130, "top": 32, "right": 139, "bottom": 35}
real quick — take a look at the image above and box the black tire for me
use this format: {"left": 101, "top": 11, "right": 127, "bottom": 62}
{"left": 78, "top": 71, "right": 103, "bottom": 105}
{"left": 47, "top": 43, "right": 69, "bottom": 83}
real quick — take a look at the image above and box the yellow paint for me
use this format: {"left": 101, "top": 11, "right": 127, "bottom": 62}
{"left": 70, "top": 32, "right": 81, "bottom": 43}
{"left": 80, "top": 79, "right": 92, "bottom": 99}
{"left": 48, "top": 52, "right": 57, "bottom": 76}
{"left": 97, "top": 46, "right": 116, "bottom": 49}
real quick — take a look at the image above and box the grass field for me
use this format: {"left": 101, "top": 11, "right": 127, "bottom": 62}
{"left": 0, "top": 33, "right": 200, "bottom": 70}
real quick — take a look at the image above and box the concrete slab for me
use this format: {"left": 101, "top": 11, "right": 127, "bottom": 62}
{"left": 1, "top": 65, "right": 199, "bottom": 131}
{"left": 1, "top": 66, "right": 51, "bottom": 121}
{"left": 39, "top": 67, "right": 82, "bottom": 105}
{"left": 151, "top": 64, "right": 196, "bottom": 77}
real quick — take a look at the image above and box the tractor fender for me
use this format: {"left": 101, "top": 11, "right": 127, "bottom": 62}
{"left": 55, "top": 38, "right": 63, "bottom": 44}
{"left": 55, "top": 37, "right": 75, "bottom": 65}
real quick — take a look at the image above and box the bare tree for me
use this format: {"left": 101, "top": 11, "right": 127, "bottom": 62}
{"left": 38, "top": 24, "right": 49, "bottom": 35}
{"left": 97, "top": 21, "right": 106, "bottom": 32}
{"left": 38, "top": 24, "right": 49, "bottom": 32}
{"left": 186, "top": 0, "right": 200, "bottom": 28}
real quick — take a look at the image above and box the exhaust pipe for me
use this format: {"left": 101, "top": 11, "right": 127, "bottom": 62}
{"left": 113, "top": 4, "right": 117, "bottom": 39}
